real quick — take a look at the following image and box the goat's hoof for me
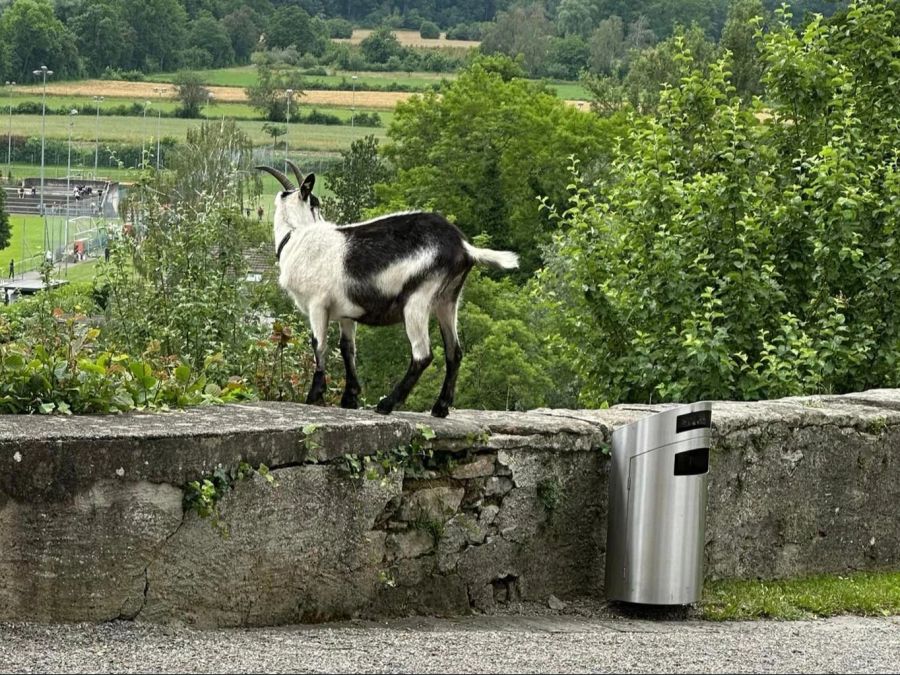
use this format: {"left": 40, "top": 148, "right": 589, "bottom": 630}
{"left": 340, "top": 394, "right": 359, "bottom": 409}
{"left": 375, "top": 399, "right": 394, "bottom": 415}
{"left": 431, "top": 402, "right": 450, "bottom": 418}
{"left": 305, "top": 392, "right": 326, "bottom": 406}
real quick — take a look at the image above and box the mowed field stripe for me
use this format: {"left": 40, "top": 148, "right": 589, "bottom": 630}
{"left": 15, "top": 81, "right": 413, "bottom": 110}
{"left": 14, "top": 79, "right": 590, "bottom": 111}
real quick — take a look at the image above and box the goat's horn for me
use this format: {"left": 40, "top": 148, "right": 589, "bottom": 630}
{"left": 256, "top": 165, "right": 294, "bottom": 191}
{"left": 285, "top": 160, "right": 305, "bottom": 187}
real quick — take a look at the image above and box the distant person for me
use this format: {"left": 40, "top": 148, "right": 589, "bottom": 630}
{"left": 8, "top": 259, "right": 13, "bottom": 279}
{"left": 104, "top": 246, "right": 110, "bottom": 263}
{"left": 257, "top": 205, "right": 264, "bottom": 221}
{"left": 30, "top": 186, "right": 36, "bottom": 197}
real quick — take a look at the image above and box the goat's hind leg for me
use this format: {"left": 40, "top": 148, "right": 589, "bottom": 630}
{"left": 306, "top": 306, "right": 329, "bottom": 405}
{"left": 339, "top": 318, "right": 361, "bottom": 409}
{"left": 375, "top": 297, "right": 434, "bottom": 415}
{"left": 431, "top": 297, "right": 463, "bottom": 418}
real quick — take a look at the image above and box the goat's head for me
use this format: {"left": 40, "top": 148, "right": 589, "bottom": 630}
{"left": 256, "top": 163, "right": 321, "bottom": 230}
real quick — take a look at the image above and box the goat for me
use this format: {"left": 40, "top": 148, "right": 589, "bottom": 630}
{"left": 257, "top": 162, "right": 519, "bottom": 417}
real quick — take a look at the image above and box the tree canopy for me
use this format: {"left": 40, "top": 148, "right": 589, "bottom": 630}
{"left": 380, "top": 55, "right": 624, "bottom": 272}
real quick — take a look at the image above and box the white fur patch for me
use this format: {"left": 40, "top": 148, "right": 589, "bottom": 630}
{"left": 337, "top": 210, "right": 424, "bottom": 229}
{"left": 374, "top": 248, "right": 437, "bottom": 297}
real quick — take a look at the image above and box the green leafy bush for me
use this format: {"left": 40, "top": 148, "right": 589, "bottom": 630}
{"left": 0, "top": 311, "right": 252, "bottom": 414}
{"left": 419, "top": 20, "right": 440, "bottom": 39}
{"left": 540, "top": 1, "right": 900, "bottom": 405}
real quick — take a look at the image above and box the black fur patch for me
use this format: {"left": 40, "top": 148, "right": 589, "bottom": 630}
{"left": 338, "top": 213, "right": 473, "bottom": 326}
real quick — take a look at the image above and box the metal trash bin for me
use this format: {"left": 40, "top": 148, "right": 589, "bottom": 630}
{"left": 605, "top": 401, "right": 713, "bottom": 605}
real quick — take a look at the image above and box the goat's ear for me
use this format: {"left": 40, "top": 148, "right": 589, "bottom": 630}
{"left": 300, "top": 173, "right": 315, "bottom": 199}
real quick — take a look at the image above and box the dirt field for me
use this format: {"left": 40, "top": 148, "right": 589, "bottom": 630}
{"left": 15, "top": 81, "right": 414, "bottom": 110}
{"left": 16, "top": 80, "right": 588, "bottom": 111}
{"left": 334, "top": 29, "right": 480, "bottom": 49}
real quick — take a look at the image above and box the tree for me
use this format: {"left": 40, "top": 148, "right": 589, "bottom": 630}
{"left": 419, "top": 20, "right": 441, "bottom": 39}
{"left": 122, "top": 0, "right": 188, "bottom": 71}
{"left": 0, "top": 182, "right": 10, "bottom": 252}
{"left": 557, "top": 0, "right": 596, "bottom": 38}
{"left": 70, "top": 0, "right": 134, "bottom": 76}
{"left": 623, "top": 24, "right": 716, "bottom": 112}
{"left": 719, "top": 0, "right": 766, "bottom": 100}
{"left": 0, "top": 0, "right": 81, "bottom": 82}
{"left": 325, "top": 135, "right": 392, "bottom": 224}
{"left": 245, "top": 59, "right": 304, "bottom": 122}
{"left": 540, "top": 0, "right": 900, "bottom": 406}
{"left": 173, "top": 71, "right": 210, "bottom": 118}
{"left": 480, "top": 3, "right": 553, "bottom": 77}
{"left": 381, "top": 55, "right": 623, "bottom": 273}
{"left": 222, "top": 7, "right": 262, "bottom": 63}
{"left": 588, "top": 15, "right": 626, "bottom": 75}
{"left": 265, "top": 5, "right": 326, "bottom": 55}
{"left": 360, "top": 26, "right": 404, "bottom": 63}
{"left": 187, "top": 14, "right": 235, "bottom": 68}
{"left": 545, "top": 35, "right": 590, "bottom": 79}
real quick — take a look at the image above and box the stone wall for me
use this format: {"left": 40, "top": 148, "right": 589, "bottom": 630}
{"left": 1, "top": 390, "right": 898, "bottom": 626}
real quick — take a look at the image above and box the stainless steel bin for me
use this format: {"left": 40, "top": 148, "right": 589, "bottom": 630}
{"left": 605, "top": 401, "right": 712, "bottom": 605}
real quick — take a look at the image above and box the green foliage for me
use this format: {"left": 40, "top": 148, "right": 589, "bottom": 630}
{"left": 183, "top": 460, "right": 276, "bottom": 534}
{"left": 245, "top": 59, "right": 305, "bottom": 122}
{"left": 381, "top": 55, "right": 623, "bottom": 273}
{"left": 536, "top": 477, "right": 563, "bottom": 512}
{"left": 0, "top": 0, "right": 80, "bottom": 82}
{"left": 173, "top": 70, "right": 210, "bottom": 119}
{"left": 480, "top": 3, "right": 552, "bottom": 77}
{"left": 419, "top": 21, "right": 441, "bottom": 39}
{"left": 99, "top": 121, "right": 264, "bottom": 372}
{"left": 0, "top": 183, "right": 9, "bottom": 252}
{"left": 541, "top": 1, "right": 900, "bottom": 405}
{"left": 324, "top": 135, "right": 392, "bottom": 224}
{"left": 702, "top": 572, "right": 900, "bottom": 620}
{"left": 341, "top": 424, "right": 437, "bottom": 482}
{"left": 265, "top": 5, "right": 327, "bottom": 56}
{"left": 360, "top": 26, "right": 405, "bottom": 64}
{"left": 0, "top": 309, "right": 252, "bottom": 415}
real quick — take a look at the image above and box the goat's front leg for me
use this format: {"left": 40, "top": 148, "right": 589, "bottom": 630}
{"left": 306, "top": 305, "right": 329, "bottom": 405}
{"left": 375, "top": 301, "right": 433, "bottom": 415}
{"left": 339, "top": 318, "right": 361, "bottom": 409}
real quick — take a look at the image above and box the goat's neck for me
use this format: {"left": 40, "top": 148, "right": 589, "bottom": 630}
{"left": 273, "top": 220, "right": 293, "bottom": 254}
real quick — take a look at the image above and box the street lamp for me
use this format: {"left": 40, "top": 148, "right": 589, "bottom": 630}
{"left": 284, "top": 88, "right": 293, "bottom": 174}
{"left": 351, "top": 75, "right": 357, "bottom": 128}
{"left": 5, "top": 81, "right": 14, "bottom": 183}
{"left": 93, "top": 95, "right": 103, "bottom": 177}
{"left": 141, "top": 100, "right": 150, "bottom": 168}
{"left": 32, "top": 65, "right": 53, "bottom": 232}
{"left": 153, "top": 87, "right": 165, "bottom": 171}
{"left": 65, "top": 109, "right": 77, "bottom": 275}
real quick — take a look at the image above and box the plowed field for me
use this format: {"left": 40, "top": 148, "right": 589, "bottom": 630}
{"left": 17, "top": 81, "right": 414, "bottom": 110}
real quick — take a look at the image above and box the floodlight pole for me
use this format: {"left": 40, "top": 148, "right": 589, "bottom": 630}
{"left": 32, "top": 65, "right": 53, "bottom": 252}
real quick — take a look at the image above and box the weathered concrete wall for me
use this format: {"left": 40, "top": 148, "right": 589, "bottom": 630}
{"left": 0, "top": 391, "right": 898, "bottom": 626}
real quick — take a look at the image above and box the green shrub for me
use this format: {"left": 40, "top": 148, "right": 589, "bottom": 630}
{"left": 540, "top": 1, "right": 900, "bottom": 405}
{"left": 419, "top": 20, "right": 440, "bottom": 39}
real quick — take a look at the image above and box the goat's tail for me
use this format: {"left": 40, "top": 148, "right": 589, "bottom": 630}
{"left": 464, "top": 242, "right": 519, "bottom": 270}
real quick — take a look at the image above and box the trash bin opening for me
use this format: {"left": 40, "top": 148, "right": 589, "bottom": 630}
{"left": 676, "top": 410, "right": 712, "bottom": 433}
{"left": 673, "top": 448, "right": 709, "bottom": 475}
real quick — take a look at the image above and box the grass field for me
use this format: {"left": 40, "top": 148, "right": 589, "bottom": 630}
{"left": 0, "top": 96, "right": 393, "bottom": 127}
{"left": 1, "top": 113, "right": 387, "bottom": 151}
{"left": 334, "top": 29, "right": 480, "bottom": 49}
{"left": 150, "top": 67, "right": 455, "bottom": 91}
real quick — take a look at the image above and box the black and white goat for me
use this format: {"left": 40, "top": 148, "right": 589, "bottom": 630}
{"left": 257, "top": 162, "right": 519, "bottom": 417}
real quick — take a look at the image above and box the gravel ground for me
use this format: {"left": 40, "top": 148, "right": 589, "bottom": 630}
{"left": 1, "top": 613, "right": 898, "bottom": 674}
